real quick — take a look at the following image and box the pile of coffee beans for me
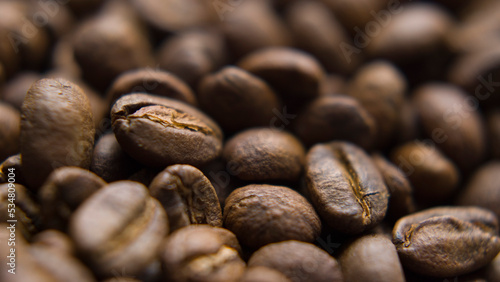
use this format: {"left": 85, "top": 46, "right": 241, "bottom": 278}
{"left": 1, "top": 0, "right": 500, "bottom": 281}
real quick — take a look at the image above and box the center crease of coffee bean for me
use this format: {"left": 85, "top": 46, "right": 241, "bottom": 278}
{"left": 174, "top": 176, "right": 206, "bottom": 224}
{"left": 186, "top": 246, "right": 239, "bottom": 275}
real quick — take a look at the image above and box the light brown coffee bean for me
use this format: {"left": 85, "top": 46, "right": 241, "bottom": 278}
{"left": 32, "top": 229, "right": 75, "bottom": 255}
{"left": 0, "top": 154, "right": 24, "bottom": 185}
{"left": 0, "top": 183, "right": 39, "bottom": 239}
{"left": 239, "top": 266, "right": 292, "bottom": 282}
{"left": 224, "top": 184, "right": 321, "bottom": 249}
{"left": 21, "top": 78, "right": 95, "bottom": 189}
{"left": 0, "top": 102, "right": 20, "bottom": 162}
{"left": 488, "top": 110, "right": 500, "bottom": 158}
{"left": 149, "top": 164, "right": 222, "bottom": 232}
{"left": 305, "top": 141, "right": 389, "bottom": 234}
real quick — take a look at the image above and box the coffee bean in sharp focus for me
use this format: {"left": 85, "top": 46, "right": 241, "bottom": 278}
{"left": 21, "top": 78, "right": 95, "bottom": 189}
{"left": 111, "top": 93, "right": 223, "bottom": 168}
{"left": 149, "top": 164, "right": 222, "bottom": 232}
{"left": 305, "top": 141, "right": 389, "bottom": 234}
{"left": 69, "top": 180, "right": 168, "bottom": 278}
{"left": 224, "top": 184, "right": 321, "bottom": 249}
{"left": 223, "top": 128, "right": 305, "bottom": 182}
{"left": 393, "top": 206, "right": 500, "bottom": 277}
{"left": 247, "top": 240, "right": 344, "bottom": 282}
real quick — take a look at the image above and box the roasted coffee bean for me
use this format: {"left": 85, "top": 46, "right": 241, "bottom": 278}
{"left": 72, "top": 1, "right": 153, "bottom": 91}
{"left": 161, "top": 225, "right": 245, "bottom": 282}
{"left": 305, "top": 141, "right": 389, "bottom": 234}
{"left": 347, "top": 61, "right": 406, "bottom": 148}
{"left": 0, "top": 102, "right": 20, "bottom": 162}
{"left": 67, "top": 0, "right": 103, "bottom": 17}
{"left": 149, "top": 164, "right": 222, "bottom": 232}
{"left": 456, "top": 162, "right": 500, "bottom": 219}
{"left": 1, "top": 72, "right": 40, "bottom": 110}
{"left": 223, "top": 1, "right": 291, "bottom": 59}
{"left": 32, "top": 230, "right": 76, "bottom": 255}
{"left": 106, "top": 68, "right": 197, "bottom": 111}
{"left": 488, "top": 110, "right": 500, "bottom": 158}
{"left": 0, "top": 154, "right": 24, "bottom": 185}
{"left": 285, "top": 0, "right": 358, "bottom": 74}
{"left": 320, "top": 75, "right": 346, "bottom": 96}
{"left": 293, "top": 95, "right": 376, "bottom": 148}
{"left": 70, "top": 181, "right": 168, "bottom": 278}
{"left": 223, "top": 128, "right": 305, "bottom": 181}
{"left": 111, "top": 93, "right": 223, "bottom": 168}
{"left": 372, "top": 154, "right": 415, "bottom": 220}
{"left": 21, "top": 78, "right": 95, "bottom": 189}
{"left": 90, "top": 132, "right": 142, "bottom": 182}
{"left": 224, "top": 184, "right": 321, "bottom": 249}
{"left": 157, "top": 29, "right": 226, "bottom": 88}
{"left": 339, "top": 234, "right": 405, "bottom": 282}
{"left": 391, "top": 141, "right": 459, "bottom": 205}
{"left": 393, "top": 206, "right": 500, "bottom": 277}
{"left": 39, "top": 167, "right": 106, "bottom": 230}
{"left": 248, "top": 240, "right": 343, "bottom": 282}
{"left": 198, "top": 67, "right": 281, "bottom": 132}
{"left": 238, "top": 47, "right": 324, "bottom": 102}
{"left": 0, "top": 183, "right": 39, "bottom": 239}
{"left": 413, "top": 83, "right": 486, "bottom": 172}
{"left": 239, "top": 266, "right": 291, "bottom": 282}
{"left": 321, "top": 0, "right": 388, "bottom": 31}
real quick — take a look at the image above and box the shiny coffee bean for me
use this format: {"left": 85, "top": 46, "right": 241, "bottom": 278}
{"left": 111, "top": 93, "right": 223, "bottom": 168}
{"left": 393, "top": 206, "right": 500, "bottom": 277}
{"left": 224, "top": 184, "right": 321, "bottom": 249}
{"left": 149, "top": 164, "right": 222, "bottom": 232}
{"left": 21, "top": 78, "right": 95, "bottom": 189}
{"left": 305, "top": 141, "right": 389, "bottom": 234}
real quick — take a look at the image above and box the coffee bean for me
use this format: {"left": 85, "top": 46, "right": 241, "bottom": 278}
{"left": 305, "top": 141, "right": 389, "bottom": 234}
{"left": 223, "top": 128, "right": 305, "bottom": 181}
{"left": 391, "top": 141, "right": 459, "bottom": 205}
{"left": 0, "top": 102, "right": 20, "bottom": 162}
{"left": 198, "top": 66, "right": 281, "bottom": 132}
{"left": 339, "top": 234, "right": 405, "bottom": 282}
{"left": 90, "top": 132, "right": 142, "bottom": 183}
{"left": 488, "top": 110, "right": 500, "bottom": 158}
{"left": 372, "top": 153, "right": 415, "bottom": 220}
{"left": 247, "top": 240, "right": 343, "bottom": 282}
{"left": 39, "top": 166, "right": 106, "bottom": 230}
{"left": 293, "top": 94, "right": 376, "bottom": 148}
{"left": 70, "top": 180, "right": 168, "bottom": 278}
{"left": 157, "top": 29, "right": 226, "bottom": 88}
{"left": 21, "top": 78, "right": 95, "bottom": 189}
{"left": 32, "top": 229, "right": 75, "bottom": 255}
{"left": 413, "top": 83, "right": 486, "bottom": 172}
{"left": 0, "top": 183, "right": 40, "bottom": 239}
{"left": 347, "top": 61, "right": 406, "bottom": 148}
{"left": 393, "top": 206, "right": 500, "bottom": 277}
{"left": 149, "top": 164, "right": 222, "bottom": 232}
{"left": 238, "top": 47, "right": 324, "bottom": 102}
{"left": 0, "top": 72, "right": 40, "bottom": 110}
{"left": 224, "top": 184, "right": 321, "bottom": 249}
{"left": 111, "top": 93, "right": 223, "bottom": 167}
{"left": 320, "top": 75, "right": 346, "bottom": 96}
{"left": 161, "top": 225, "right": 245, "bottom": 282}
{"left": 106, "top": 68, "right": 197, "bottom": 111}
{"left": 0, "top": 154, "right": 25, "bottom": 185}
{"left": 456, "top": 162, "right": 500, "bottom": 219}
{"left": 321, "top": 0, "right": 388, "bottom": 31}
{"left": 239, "top": 266, "right": 292, "bottom": 282}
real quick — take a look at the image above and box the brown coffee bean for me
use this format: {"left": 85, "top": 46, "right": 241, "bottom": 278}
{"left": 21, "top": 78, "right": 95, "bottom": 189}
{"left": 72, "top": 1, "right": 153, "bottom": 91}
{"left": 223, "top": 1, "right": 291, "bottom": 59}
{"left": 0, "top": 154, "right": 25, "bottom": 185}
{"left": 239, "top": 266, "right": 291, "bottom": 282}
{"left": 320, "top": 75, "right": 346, "bottom": 96}
{"left": 347, "top": 61, "right": 407, "bottom": 148}
{"left": 0, "top": 183, "right": 39, "bottom": 239}
{"left": 51, "top": 36, "right": 83, "bottom": 80}
{"left": 339, "top": 234, "right": 405, "bottom": 282}
{"left": 456, "top": 162, "right": 500, "bottom": 219}
{"left": 157, "top": 29, "right": 226, "bottom": 88}
{"left": 305, "top": 141, "right": 389, "bottom": 234}
{"left": 111, "top": 93, "right": 223, "bottom": 167}
{"left": 321, "top": 0, "right": 388, "bottom": 31}
{"left": 293, "top": 95, "right": 376, "bottom": 148}
{"left": 285, "top": 0, "right": 359, "bottom": 74}
{"left": 90, "top": 132, "right": 142, "bottom": 183}
{"left": 248, "top": 240, "right": 343, "bottom": 282}
{"left": 161, "top": 225, "right": 245, "bottom": 282}
{"left": 0, "top": 102, "right": 20, "bottom": 162}
{"left": 238, "top": 47, "right": 324, "bottom": 102}
{"left": 223, "top": 128, "right": 305, "bottom": 181}
{"left": 224, "top": 184, "right": 321, "bottom": 249}
{"left": 488, "top": 110, "right": 500, "bottom": 158}
{"left": 198, "top": 67, "right": 281, "bottom": 132}
{"left": 39, "top": 166, "right": 106, "bottom": 230}
{"left": 412, "top": 83, "right": 486, "bottom": 172}
{"left": 106, "top": 68, "right": 197, "bottom": 111}
{"left": 393, "top": 206, "right": 500, "bottom": 277}
{"left": 1, "top": 72, "right": 40, "bottom": 110}
{"left": 149, "top": 164, "right": 222, "bottom": 232}
{"left": 32, "top": 230, "right": 75, "bottom": 255}
{"left": 70, "top": 180, "right": 168, "bottom": 278}
{"left": 391, "top": 141, "right": 459, "bottom": 204}
{"left": 372, "top": 154, "right": 415, "bottom": 220}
